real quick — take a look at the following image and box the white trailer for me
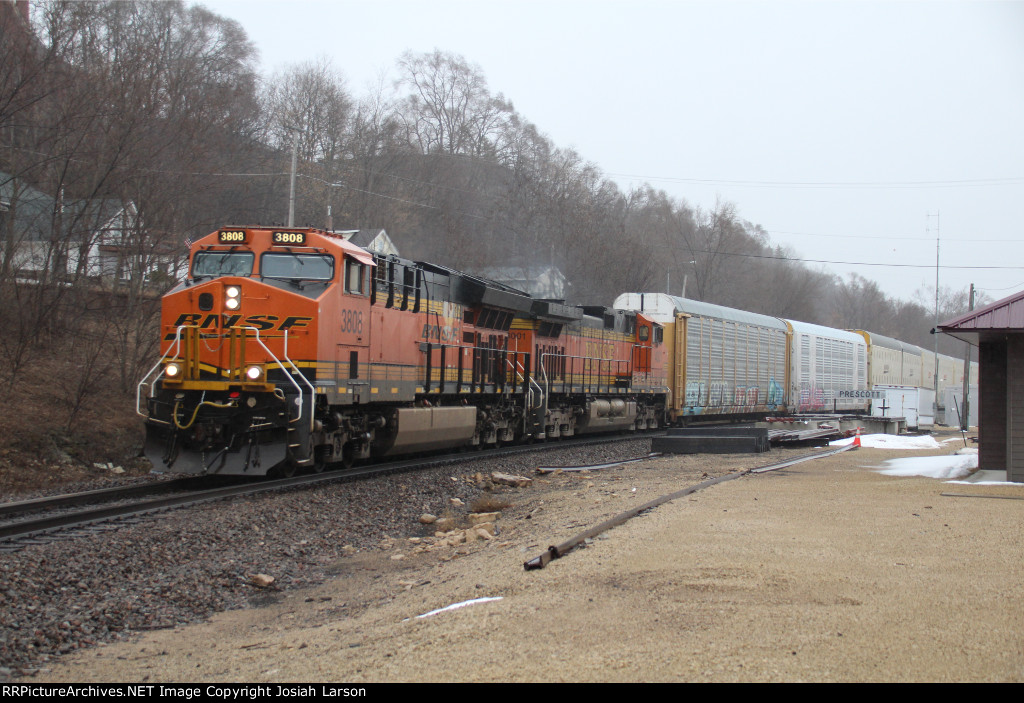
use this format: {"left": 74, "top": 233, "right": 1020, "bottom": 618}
{"left": 870, "top": 385, "right": 935, "bottom": 429}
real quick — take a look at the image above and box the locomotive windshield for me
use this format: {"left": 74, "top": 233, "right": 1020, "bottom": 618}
{"left": 192, "top": 250, "right": 254, "bottom": 278}
{"left": 260, "top": 252, "right": 334, "bottom": 281}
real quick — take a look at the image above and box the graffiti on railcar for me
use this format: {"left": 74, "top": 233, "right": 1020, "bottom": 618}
{"left": 688, "top": 380, "right": 785, "bottom": 409}
{"left": 799, "top": 386, "right": 826, "bottom": 408}
{"left": 709, "top": 381, "right": 728, "bottom": 406}
{"left": 685, "top": 381, "right": 705, "bottom": 406}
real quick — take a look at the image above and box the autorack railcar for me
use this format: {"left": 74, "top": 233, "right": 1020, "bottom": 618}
{"left": 612, "top": 293, "right": 791, "bottom": 422}
{"left": 785, "top": 320, "right": 868, "bottom": 414}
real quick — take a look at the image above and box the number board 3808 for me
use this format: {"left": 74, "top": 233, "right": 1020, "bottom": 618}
{"left": 218, "top": 230, "right": 246, "bottom": 243}
{"left": 272, "top": 231, "right": 307, "bottom": 245}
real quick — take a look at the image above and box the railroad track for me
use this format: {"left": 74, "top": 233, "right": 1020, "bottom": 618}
{"left": 0, "top": 476, "right": 202, "bottom": 519}
{"left": 0, "top": 431, "right": 659, "bottom": 550}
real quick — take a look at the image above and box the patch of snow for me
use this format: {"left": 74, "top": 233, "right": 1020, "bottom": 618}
{"left": 870, "top": 453, "right": 978, "bottom": 480}
{"left": 831, "top": 434, "right": 942, "bottom": 449}
{"left": 947, "top": 469, "right": 1016, "bottom": 485}
{"left": 942, "top": 436, "right": 972, "bottom": 444}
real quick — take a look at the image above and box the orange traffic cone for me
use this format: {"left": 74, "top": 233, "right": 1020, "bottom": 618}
{"left": 852, "top": 427, "right": 862, "bottom": 449}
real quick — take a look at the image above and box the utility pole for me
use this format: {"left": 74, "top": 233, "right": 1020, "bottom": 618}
{"left": 287, "top": 128, "right": 300, "bottom": 227}
{"left": 681, "top": 260, "right": 695, "bottom": 299}
{"left": 961, "top": 283, "right": 975, "bottom": 430}
{"left": 928, "top": 211, "right": 940, "bottom": 424}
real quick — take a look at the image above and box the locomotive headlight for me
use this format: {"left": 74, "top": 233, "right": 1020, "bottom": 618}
{"left": 245, "top": 365, "right": 263, "bottom": 381}
{"left": 225, "top": 286, "right": 241, "bottom": 310}
{"left": 165, "top": 362, "right": 181, "bottom": 378}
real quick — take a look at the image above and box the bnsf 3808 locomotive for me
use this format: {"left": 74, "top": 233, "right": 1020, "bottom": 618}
{"left": 138, "top": 226, "right": 669, "bottom": 476}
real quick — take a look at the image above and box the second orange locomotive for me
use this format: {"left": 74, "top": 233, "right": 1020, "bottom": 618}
{"left": 138, "top": 226, "right": 669, "bottom": 476}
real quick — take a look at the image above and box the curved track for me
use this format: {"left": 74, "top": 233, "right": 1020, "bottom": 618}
{"left": 0, "top": 431, "right": 660, "bottom": 549}
{"left": 0, "top": 477, "right": 200, "bottom": 519}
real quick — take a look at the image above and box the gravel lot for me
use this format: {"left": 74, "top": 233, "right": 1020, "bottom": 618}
{"left": 7, "top": 433, "right": 1024, "bottom": 682}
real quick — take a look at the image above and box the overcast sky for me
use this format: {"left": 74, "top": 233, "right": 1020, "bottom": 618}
{"left": 201, "top": 0, "right": 1024, "bottom": 307}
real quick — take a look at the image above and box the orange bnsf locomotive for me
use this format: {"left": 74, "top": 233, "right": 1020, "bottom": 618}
{"left": 137, "top": 226, "right": 668, "bottom": 476}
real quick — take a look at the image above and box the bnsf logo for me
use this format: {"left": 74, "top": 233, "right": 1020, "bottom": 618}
{"left": 165, "top": 313, "right": 312, "bottom": 339}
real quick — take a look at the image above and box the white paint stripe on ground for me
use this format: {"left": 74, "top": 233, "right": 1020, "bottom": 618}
{"left": 415, "top": 596, "right": 503, "bottom": 619}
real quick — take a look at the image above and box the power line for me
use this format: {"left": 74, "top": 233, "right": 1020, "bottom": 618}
{"left": 338, "top": 162, "right": 512, "bottom": 201}
{"left": 656, "top": 244, "right": 1024, "bottom": 271}
{"left": 607, "top": 172, "right": 1024, "bottom": 189}
{"left": 297, "top": 172, "right": 491, "bottom": 221}
{"left": 7, "top": 146, "right": 1016, "bottom": 273}
{"left": 977, "top": 280, "right": 1024, "bottom": 292}
{"left": 763, "top": 228, "right": 1022, "bottom": 244}
{"left": 123, "top": 166, "right": 1021, "bottom": 269}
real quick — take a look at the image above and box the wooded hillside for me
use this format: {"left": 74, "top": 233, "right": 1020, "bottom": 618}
{"left": 0, "top": 1, "right": 979, "bottom": 477}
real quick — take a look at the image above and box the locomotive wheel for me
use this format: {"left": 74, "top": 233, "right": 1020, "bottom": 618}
{"left": 311, "top": 445, "right": 335, "bottom": 473}
{"left": 330, "top": 442, "right": 354, "bottom": 469}
{"left": 271, "top": 461, "right": 297, "bottom": 479}
{"left": 340, "top": 446, "right": 355, "bottom": 470}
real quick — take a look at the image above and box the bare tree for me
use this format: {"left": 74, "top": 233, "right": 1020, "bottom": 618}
{"left": 680, "top": 199, "right": 752, "bottom": 302}
{"left": 828, "top": 273, "right": 894, "bottom": 331}
{"left": 0, "top": 0, "right": 260, "bottom": 392}
{"left": 261, "top": 57, "right": 358, "bottom": 227}
{"left": 395, "top": 50, "right": 514, "bottom": 158}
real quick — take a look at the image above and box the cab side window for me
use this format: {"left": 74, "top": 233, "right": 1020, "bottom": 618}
{"left": 346, "top": 259, "right": 366, "bottom": 295}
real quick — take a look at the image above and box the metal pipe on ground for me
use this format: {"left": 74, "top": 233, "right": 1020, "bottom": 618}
{"left": 523, "top": 443, "right": 857, "bottom": 570}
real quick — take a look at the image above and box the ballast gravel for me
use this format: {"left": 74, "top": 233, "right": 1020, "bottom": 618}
{"left": 0, "top": 440, "right": 654, "bottom": 678}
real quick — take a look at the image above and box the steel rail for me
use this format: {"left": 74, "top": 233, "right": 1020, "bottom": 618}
{"left": 1, "top": 432, "right": 658, "bottom": 547}
{"left": 0, "top": 477, "right": 199, "bottom": 518}
{"left": 0, "top": 466, "right": 404, "bottom": 544}
{"left": 534, "top": 453, "right": 663, "bottom": 474}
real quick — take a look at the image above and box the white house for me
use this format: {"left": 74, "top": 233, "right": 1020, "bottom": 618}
{"left": 478, "top": 265, "right": 568, "bottom": 300}
{"left": 0, "top": 171, "right": 185, "bottom": 286}
{"left": 337, "top": 229, "right": 399, "bottom": 257}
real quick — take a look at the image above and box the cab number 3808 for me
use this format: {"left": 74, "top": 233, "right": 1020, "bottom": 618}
{"left": 339, "top": 310, "right": 363, "bottom": 335}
